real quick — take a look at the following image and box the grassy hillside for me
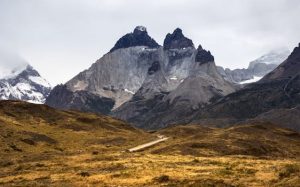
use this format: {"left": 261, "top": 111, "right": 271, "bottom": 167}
{"left": 153, "top": 123, "right": 300, "bottom": 158}
{"left": 0, "top": 101, "right": 300, "bottom": 186}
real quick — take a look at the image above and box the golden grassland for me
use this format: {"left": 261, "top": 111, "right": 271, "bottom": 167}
{"left": 1, "top": 151, "right": 299, "bottom": 186}
{"left": 0, "top": 101, "right": 299, "bottom": 186}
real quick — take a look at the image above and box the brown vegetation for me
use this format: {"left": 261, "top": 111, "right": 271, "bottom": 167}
{"left": 0, "top": 101, "right": 299, "bottom": 186}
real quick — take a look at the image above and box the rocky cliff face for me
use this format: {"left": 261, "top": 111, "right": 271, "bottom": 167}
{"left": 188, "top": 43, "right": 300, "bottom": 132}
{"left": 112, "top": 32, "right": 235, "bottom": 129}
{"left": 218, "top": 49, "right": 290, "bottom": 83}
{"left": 46, "top": 26, "right": 235, "bottom": 128}
{"left": 46, "top": 84, "right": 114, "bottom": 114}
{"left": 0, "top": 65, "right": 51, "bottom": 104}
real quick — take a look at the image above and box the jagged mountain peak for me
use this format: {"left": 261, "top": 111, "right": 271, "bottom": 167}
{"left": 195, "top": 45, "right": 214, "bottom": 64}
{"left": 109, "top": 26, "right": 160, "bottom": 52}
{"left": 163, "top": 28, "right": 194, "bottom": 50}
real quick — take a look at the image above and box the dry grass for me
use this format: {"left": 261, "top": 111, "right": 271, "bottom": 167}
{"left": 0, "top": 101, "right": 300, "bottom": 186}
{"left": 0, "top": 152, "right": 299, "bottom": 186}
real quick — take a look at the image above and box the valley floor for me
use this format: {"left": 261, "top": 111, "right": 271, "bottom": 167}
{"left": 0, "top": 151, "right": 299, "bottom": 187}
{"left": 0, "top": 101, "right": 300, "bottom": 186}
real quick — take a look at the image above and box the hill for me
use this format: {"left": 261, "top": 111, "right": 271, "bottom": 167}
{"left": 153, "top": 123, "right": 300, "bottom": 158}
{"left": 0, "top": 101, "right": 299, "bottom": 186}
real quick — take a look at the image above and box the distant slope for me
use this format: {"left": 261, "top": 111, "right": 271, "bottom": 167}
{"left": 0, "top": 100, "right": 153, "bottom": 156}
{"left": 153, "top": 123, "right": 300, "bottom": 158}
{"left": 2, "top": 100, "right": 299, "bottom": 158}
{"left": 189, "top": 43, "right": 300, "bottom": 132}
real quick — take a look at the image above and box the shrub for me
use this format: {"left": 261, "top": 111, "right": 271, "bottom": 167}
{"left": 78, "top": 171, "right": 90, "bottom": 177}
{"left": 279, "top": 164, "right": 300, "bottom": 179}
{"left": 153, "top": 175, "right": 170, "bottom": 183}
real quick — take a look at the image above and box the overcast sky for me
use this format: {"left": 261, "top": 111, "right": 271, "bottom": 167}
{"left": 0, "top": 0, "right": 299, "bottom": 85}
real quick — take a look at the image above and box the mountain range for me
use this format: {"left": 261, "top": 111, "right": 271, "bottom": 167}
{"left": 46, "top": 26, "right": 300, "bottom": 131}
{"left": 0, "top": 26, "right": 298, "bottom": 133}
{"left": 46, "top": 26, "right": 236, "bottom": 129}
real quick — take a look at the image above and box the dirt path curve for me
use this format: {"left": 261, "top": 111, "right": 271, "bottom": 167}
{"left": 127, "top": 135, "right": 169, "bottom": 152}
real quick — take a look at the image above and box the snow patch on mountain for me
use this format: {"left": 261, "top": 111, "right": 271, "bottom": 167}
{"left": 124, "top": 88, "right": 134, "bottom": 94}
{"left": 239, "top": 76, "right": 263, "bottom": 84}
{"left": 135, "top": 26, "right": 147, "bottom": 32}
{"left": 170, "top": 76, "right": 178, "bottom": 80}
{"left": 29, "top": 76, "right": 51, "bottom": 88}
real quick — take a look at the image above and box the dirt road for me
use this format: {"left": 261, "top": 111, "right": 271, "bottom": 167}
{"left": 128, "top": 135, "right": 169, "bottom": 152}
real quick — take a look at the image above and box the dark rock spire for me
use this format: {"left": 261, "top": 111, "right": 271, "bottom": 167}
{"left": 195, "top": 45, "right": 214, "bottom": 64}
{"left": 163, "top": 28, "right": 194, "bottom": 50}
{"left": 110, "top": 26, "right": 160, "bottom": 52}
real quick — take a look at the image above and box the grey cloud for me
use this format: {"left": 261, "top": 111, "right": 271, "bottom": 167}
{"left": 0, "top": 0, "right": 299, "bottom": 85}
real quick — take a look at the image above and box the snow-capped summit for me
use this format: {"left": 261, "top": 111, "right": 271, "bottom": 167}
{"left": 134, "top": 26, "right": 147, "bottom": 32}
{"left": 0, "top": 52, "right": 51, "bottom": 104}
{"left": 218, "top": 48, "right": 291, "bottom": 84}
{"left": 248, "top": 48, "right": 290, "bottom": 69}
